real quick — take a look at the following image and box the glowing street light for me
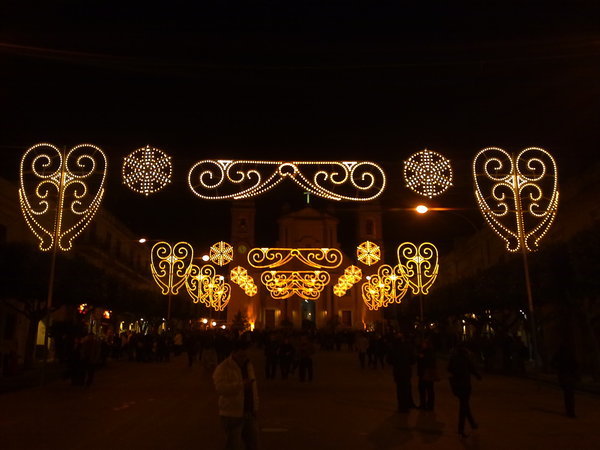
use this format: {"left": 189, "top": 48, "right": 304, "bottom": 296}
{"left": 415, "top": 204, "right": 429, "bottom": 214}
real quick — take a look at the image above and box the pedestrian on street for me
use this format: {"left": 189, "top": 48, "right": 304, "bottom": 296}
{"left": 387, "top": 332, "right": 416, "bottom": 413}
{"left": 356, "top": 332, "right": 369, "bottom": 369}
{"left": 298, "top": 335, "right": 315, "bottom": 382}
{"left": 448, "top": 342, "right": 481, "bottom": 438}
{"left": 278, "top": 337, "right": 295, "bottom": 380}
{"left": 552, "top": 344, "right": 578, "bottom": 418}
{"left": 416, "top": 338, "right": 438, "bottom": 411}
{"left": 213, "top": 341, "right": 260, "bottom": 450}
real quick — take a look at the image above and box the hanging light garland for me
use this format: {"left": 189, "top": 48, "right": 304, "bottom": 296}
{"left": 473, "top": 147, "right": 559, "bottom": 252}
{"left": 403, "top": 149, "right": 453, "bottom": 198}
{"left": 122, "top": 145, "right": 172, "bottom": 196}
{"left": 397, "top": 242, "right": 439, "bottom": 295}
{"left": 261, "top": 270, "right": 331, "bottom": 300}
{"left": 18, "top": 143, "right": 107, "bottom": 251}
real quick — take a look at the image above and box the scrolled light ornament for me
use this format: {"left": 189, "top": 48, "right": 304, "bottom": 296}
{"left": 230, "top": 266, "right": 258, "bottom": 297}
{"left": 150, "top": 241, "right": 194, "bottom": 295}
{"left": 356, "top": 241, "right": 381, "bottom": 266}
{"left": 185, "top": 264, "right": 231, "bottom": 310}
{"left": 188, "top": 160, "right": 386, "bottom": 201}
{"left": 122, "top": 145, "right": 172, "bottom": 196}
{"left": 473, "top": 147, "right": 559, "bottom": 252}
{"left": 247, "top": 247, "right": 342, "bottom": 269}
{"left": 261, "top": 270, "right": 331, "bottom": 300}
{"left": 210, "top": 241, "right": 234, "bottom": 266}
{"left": 403, "top": 149, "right": 453, "bottom": 198}
{"left": 19, "top": 143, "right": 107, "bottom": 251}
{"left": 332, "top": 265, "right": 363, "bottom": 296}
{"left": 397, "top": 242, "right": 439, "bottom": 295}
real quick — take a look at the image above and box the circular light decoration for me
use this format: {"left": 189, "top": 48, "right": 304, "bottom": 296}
{"left": 122, "top": 145, "right": 172, "bottom": 196}
{"left": 210, "top": 241, "right": 234, "bottom": 266}
{"left": 357, "top": 241, "right": 381, "bottom": 266}
{"left": 403, "top": 149, "right": 453, "bottom": 198}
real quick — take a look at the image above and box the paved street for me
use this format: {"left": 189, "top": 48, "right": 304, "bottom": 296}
{"left": 1, "top": 348, "right": 599, "bottom": 450}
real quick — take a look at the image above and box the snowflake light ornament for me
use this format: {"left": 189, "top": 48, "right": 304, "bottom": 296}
{"left": 123, "top": 145, "right": 172, "bottom": 196}
{"left": 403, "top": 149, "right": 453, "bottom": 198}
{"left": 210, "top": 241, "right": 234, "bottom": 266}
{"left": 357, "top": 241, "right": 381, "bottom": 266}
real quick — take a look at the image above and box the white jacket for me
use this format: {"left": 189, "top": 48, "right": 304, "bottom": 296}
{"left": 212, "top": 356, "right": 259, "bottom": 417}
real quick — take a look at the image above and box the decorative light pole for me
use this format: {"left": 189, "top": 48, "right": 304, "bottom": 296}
{"left": 397, "top": 242, "right": 439, "bottom": 330}
{"left": 150, "top": 241, "right": 194, "bottom": 321}
{"left": 473, "top": 147, "right": 559, "bottom": 364}
{"left": 19, "top": 143, "right": 107, "bottom": 381}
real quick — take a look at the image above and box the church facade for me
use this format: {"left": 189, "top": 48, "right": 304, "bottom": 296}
{"left": 226, "top": 202, "right": 384, "bottom": 330}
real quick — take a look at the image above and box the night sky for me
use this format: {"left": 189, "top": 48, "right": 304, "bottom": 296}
{"left": 1, "top": 2, "right": 598, "bottom": 254}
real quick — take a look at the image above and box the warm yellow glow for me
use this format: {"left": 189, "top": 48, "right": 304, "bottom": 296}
{"left": 202, "top": 318, "right": 208, "bottom": 324}
{"left": 103, "top": 310, "right": 111, "bottom": 319}
{"left": 122, "top": 145, "right": 172, "bottom": 196}
{"left": 416, "top": 204, "right": 429, "bottom": 214}
{"left": 404, "top": 149, "right": 453, "bottom": 198}
{"left": 261, "top": 270, "right": 331, "bottom": 300}
{"left": 361, "top": 264, "right": 409, "bottom": 310}
{"left": 397, "top": 242, "right": 439, "bottom": 295}
{"left": 184, "top": 263, "right": 231, "bottom": 310}
{"left": 188, "top": 160, "right": 386, "bottom": 201}
{"left": 138, "top": 238, "right": 147, "bottom": 243}
{"left": 248, "top": 247, "right": 343, "bottom": 269}
{"left": 211, "top": 321, "right": 217, "bottom": 327}
{"left": 333, "top": 265, "right": 363, "bottom": 296}
{"left": 19, "top": 143, "right": 107, "bottom": 251}
{"left": 202, "top": 254, "right": 210, "bottom": 262}
{"left": 210, "top": 241, "right": 234, "bottom": 266}
{"left": 473, "top": 147, "right": 559, "bottom": 252}
{"left": 357, "top": 241, "right": 381, "bottom": 266}
{"left": 150, "top": 241, "right": 194, "bottom": 295}
{"left": 230, "top": 266, "right": 258, "bottom": 297}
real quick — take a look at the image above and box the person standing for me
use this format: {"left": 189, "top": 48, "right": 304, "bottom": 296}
{"left": 387, "top": 333, "right": 416, "bottom": 413}
{"left": 552, "top": 344, "right": 578, "bottom": 418}
{"left": 356, "top": 332, "right": 369, "bottom": 369}
{"left": 448, "top": 343, "right": 481, "bottom": 438}
{"left": 416, "top": 339, "right": 437, "bottom": 411}
{"left": 298, "top": 335, "right": 315, "bottom": 382}
{"left": 213, "top": 341, "right": 259, "bottom": 450}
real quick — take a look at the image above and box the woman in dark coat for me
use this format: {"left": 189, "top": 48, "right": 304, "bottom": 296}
{"left": 448, "top": 343, "right": 482, "bottom": 438}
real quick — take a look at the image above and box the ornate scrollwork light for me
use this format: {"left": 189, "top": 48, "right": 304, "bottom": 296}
{"left": 19, "top": 143, "right": 107, "bottom": 251}
{"left": 248, "top": 247, "right": 343, "bottom": 269}
{"left": 473, "top": 147, "right": 559, "bottom": 252}
{"left": 188, "top": 160, "right": 386, "bottom": 201}
{"left": 122, "top": 145, "right": 172, "bottom": 196}
{"left": 185, "top": 264, "right": 231, "bottom": 310}
{"left": 261, "top": 270, "right": 330, "bottom": 300}
{"left": 150, "top": 241, "right": 194, "bottom": 295}
{"left": 397, "top": 242, "right": 439, "bottom": 295}
{"left": 361, "top": 264, "right": 409, "bottom": 309}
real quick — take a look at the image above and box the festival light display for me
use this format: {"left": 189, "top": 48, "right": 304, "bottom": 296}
{"left": 261, "top": 270, "right": 331, "bottom": 300}
{"left": 403, "top": 149, "right": 453, "bottom": 198}
{"left": 185, "top": 264, "right": 231, "bottom": 310}
{"left": 356, "top": 241, "right": 381, "bottom": 266}
{"left": 19, "top": 143, "right": 107, "bottom": 251}
{"left": 473, "top": 147, "right": 559, "bottom": 252}
{"left": 360, "top": 264, "right": 409, "bottom": 310}
{"left": 397, "top": 242, "right": 439, "bottom": 295}
{"left": 210, "top": 241, "right": 234, "bottom": 266}
{"left": 248, "top": 247, "right": 343, "bottom": 269}
{"left": 150, "top": 241, "right": 194, "bottom": 295}
{"left": 333, "top": 265, "right": 363, "bottom": 297}
{"left": 230, "top": 266, "right": 258, "bottom": 297}
{"left": 122, "top": 145, "right": 172, "bottom": 196}
{"left": 187, "top": 160, "right": 386, "bottom": 201}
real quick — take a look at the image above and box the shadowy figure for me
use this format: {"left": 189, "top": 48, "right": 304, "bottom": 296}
{"left": 278, "top": 337, "right": 295, "bottom": 380}
{"left": 416, "top": 339, "right": 438, "bottom": 411}
{"left": 448, "top": 342, "right": 481, "bottom": 438}
{"left": 298, "top": 335, "right": 315, "bottom": 382}
{"left": 552, "top": 344, "right": 578, "bottom": 418}
{"left": 387, "top": 332, "right": 416, "bottom": 412}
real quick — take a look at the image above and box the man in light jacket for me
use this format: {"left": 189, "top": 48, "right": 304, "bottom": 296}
{"left": 213, "top": 341, "right": 259, "bottom": 450}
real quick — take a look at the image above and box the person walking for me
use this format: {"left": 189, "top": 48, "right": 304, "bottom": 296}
{"left": 416, "top": 339, "right": 438, "bottom": 411}
{"left": 278, "top": 337, "right": 295, "bottom": 380}
{"left": 448, "top": 342, "right": 481, "bottom": 438}
{"left": 298, "top": 335, "right": 315, "bottom": 382}
{"left": 213, "top": 341, "right": 259, "bottom": 450}
{"left": 356, "top": 332, "right": 369, "bottom": 369}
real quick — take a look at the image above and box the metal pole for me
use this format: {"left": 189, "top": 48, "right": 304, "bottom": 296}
{"left": 419, "top": 292, "right": 425, "bottom": 339}
{"left": 41, "top": 147, "right": 67, "bottom": 385}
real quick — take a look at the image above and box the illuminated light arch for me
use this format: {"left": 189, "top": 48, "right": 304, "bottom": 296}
{"left": 360, "top": 264, "right": 409, "bottom": 309}
{"left": 150, "top": 241, "right": 194, "bottom": 295}
{"left": 185, "top": 264, "right": 231, "bottom": 310}
{"left": 397, "top": 242, "right": 439, "bottom": 295}
{"left": 333, "top": 265, "right": 363, "bottom": 297}
{"left": 473, "top": 147, "right": 559, "bottom": 252}
{"left": 356, "top": 241, "right": 381, "bottom": 266}
{"left": 19, "top": 143, "right": 107, "bottom": 251}
{"left": 230, "top": 266, "right": 258, "bottom": 297}
{"left": 261, "top": 270, "right": 331, "bottom": 300}
{"left": 122, "top": 145, "right": 172, "bottom": 196}
{"left": 403, "top": 149, "right": 453, "bottom": 198}
{"left": 187, "top": 160, "right": 386, "bottom": 201}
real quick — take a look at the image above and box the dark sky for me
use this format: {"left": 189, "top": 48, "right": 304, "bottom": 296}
{"left": 1, "top": 2, "right": 598, "bottom": 254}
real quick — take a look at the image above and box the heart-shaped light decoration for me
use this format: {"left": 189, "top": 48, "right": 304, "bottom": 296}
{"left": 19, "top": 143, "right": 107, "bottom": 251}
{"left": 397, "top": 242, "right": 439, "bottom": 295}
{"left": 151, "top": 241, "right": 194, "bottom": 295}
{"left": 473, "top": 147, "right": 559, "bottom": 252}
